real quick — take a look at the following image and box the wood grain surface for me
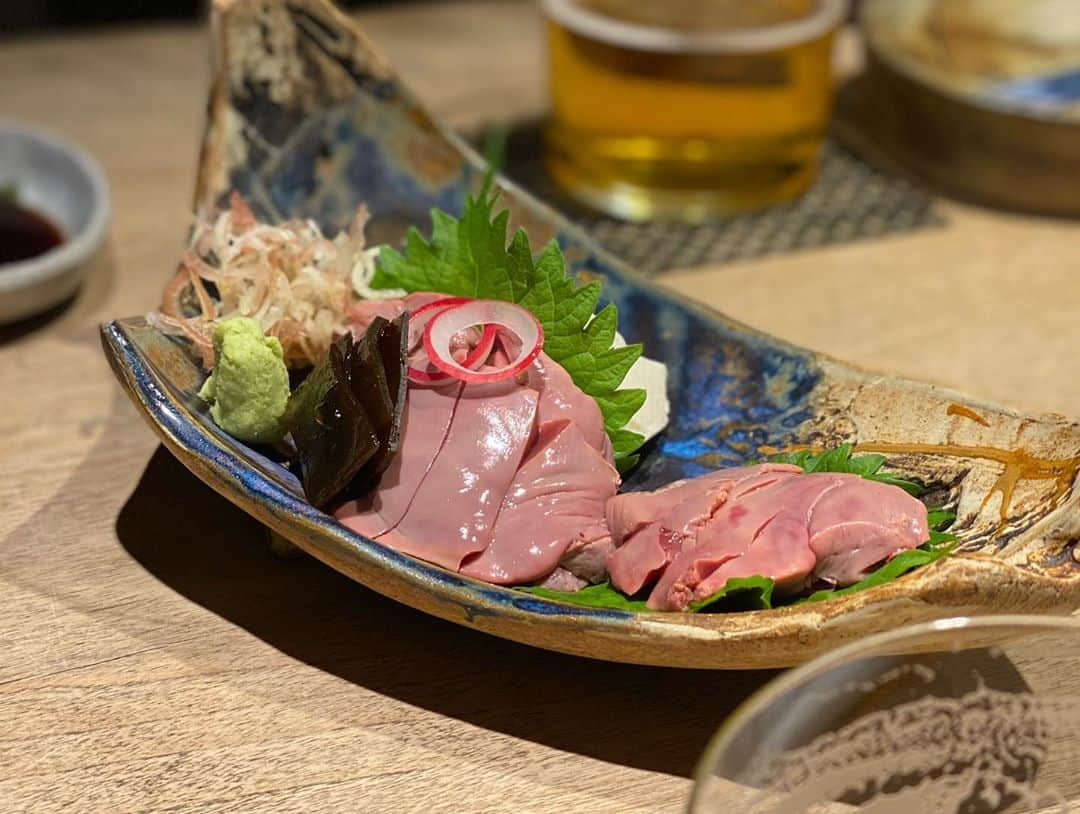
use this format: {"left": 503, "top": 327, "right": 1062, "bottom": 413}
{"left": 1, "top": 2, "right": 1078, "bottom": 811}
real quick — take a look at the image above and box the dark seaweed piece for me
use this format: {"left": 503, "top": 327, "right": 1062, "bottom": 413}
{"left": 285, "top": 340, "right": 379, "bottom": 508}
{"left": 347, "top": 317, "right": 394, "bottom": 441}
{"left": 347, "top": 313, "right": 408, "bottom": 490}
{"left": 284, "top": 313, "right": 408, "bottom": 509}
{"left": 375, "top": 310, "right": 409, "bottom": 449}
{"left": 288, "top": 364, "right": 314, "bottom": 391}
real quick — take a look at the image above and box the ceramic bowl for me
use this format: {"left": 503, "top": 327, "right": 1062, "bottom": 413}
{"left": 846, "top": 0, "right": 1080, "bottom": 217}
{"left": 101, "top": 0, "right": 1080, "bottom": 669}
{"left": 0, "top": 120, "right": 110, "bottom": 324}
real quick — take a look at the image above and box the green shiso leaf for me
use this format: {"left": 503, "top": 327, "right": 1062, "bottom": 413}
{"left": 688, "top": 575, "right": 776, "bottom": 612}
{"left": 769, "top": 443, "right": 925, "bottom": 495}
{"left": 516, "top": 581, "right": 649, "bottom": 612}
{"left": 796, "top": 538, "right": 957, "bottom": 605}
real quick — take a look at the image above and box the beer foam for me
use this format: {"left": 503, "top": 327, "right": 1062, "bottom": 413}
{"left": 540, "top": 0, "right": 847, "bottom": 54}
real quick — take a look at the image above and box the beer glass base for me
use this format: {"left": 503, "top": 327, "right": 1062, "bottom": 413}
{"left": 544, "top": 151, "right": 818, "bottom": 223}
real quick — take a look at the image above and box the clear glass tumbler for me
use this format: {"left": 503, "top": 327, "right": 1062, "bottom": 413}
{"left": 690, "top": 615, "right": 1080, "bottom": 813}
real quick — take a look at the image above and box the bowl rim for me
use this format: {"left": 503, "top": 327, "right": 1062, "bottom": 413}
{"left": 0, "top": 119, "right": 111, "bottom": 293}
{"left": 860, "top": 0, "right": 1080, "bottom": 127}
{"left": 687, "top": 613, "right": 1080, "bottom": 809}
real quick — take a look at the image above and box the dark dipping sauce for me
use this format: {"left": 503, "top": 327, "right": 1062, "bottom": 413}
{"left": 0, "top": 198, "right": 64, "bottom": 265}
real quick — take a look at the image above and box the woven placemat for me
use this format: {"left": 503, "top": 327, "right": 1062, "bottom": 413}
{"left": 482, "top": 121, "right": 944, "bottom": 274}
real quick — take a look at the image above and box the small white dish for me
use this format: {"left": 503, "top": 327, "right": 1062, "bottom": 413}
{"left": 0, "top": 120, "right": 110, "bottom": 325}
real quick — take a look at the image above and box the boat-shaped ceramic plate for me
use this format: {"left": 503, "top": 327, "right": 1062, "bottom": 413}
{"left": 101, "top": 0, "right": 1080, "bottom": 669}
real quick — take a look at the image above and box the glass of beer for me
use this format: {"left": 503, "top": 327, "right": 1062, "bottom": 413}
{"left": 542, "top": 0, "right": 847, "bottom": 221}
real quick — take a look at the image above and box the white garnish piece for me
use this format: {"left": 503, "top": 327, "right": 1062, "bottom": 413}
{"left": 614, "top": 332, "right": 670, "bottom": 443}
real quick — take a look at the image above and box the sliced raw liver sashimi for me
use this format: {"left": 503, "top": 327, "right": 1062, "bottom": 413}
{"left": 647, "top": 473, "right": 850, "bottom": 610}
{"left": 807, "top": 476, "right": 929, "bottom": 585}
{"left": 647, "top": 472, "right": 929, "bottom": 610}
{"left": 335, "top": 382, "right": 461, "bottom": 539}
{"left": 461, "top": 419, "right": 619, "bottom": 584}
{"left": 605, "top": 464, "right": 802, "bottom": 596}
{"left": 604, "top": 525, "right": 679, "bottom": 598}
{"left": 337, "top": 311, "right": 615, "bottom": 579}
{"left": 526, "top": 353, "right": 612, "bottom": 461}
{"left": 605, "top": 463, "right": 802, "bottom": 545}
{"left": 558, "top": 536, "right": 616, "bottom": 584}
{"left": 687, "top": 515, "right": 817, "bottom": 605}
{"left": 384, "top": 381, "right": 539, "bottom": 570}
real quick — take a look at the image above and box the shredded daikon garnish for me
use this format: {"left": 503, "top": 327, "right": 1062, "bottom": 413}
{"left": 352, "top": 244, "right": 405, "bottom": 301}
{"left": 155, "top": 193, "right": 399, "bottom": 369}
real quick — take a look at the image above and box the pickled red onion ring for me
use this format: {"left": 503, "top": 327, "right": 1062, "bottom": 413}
{"left": 407, "top": 297, "right": 473, "bottom": 351}
{"left": 424, "top": 300, "right": 543, "bottom": 383}
{"left": 406, "top": 297, "right": 496, "bottom": 384}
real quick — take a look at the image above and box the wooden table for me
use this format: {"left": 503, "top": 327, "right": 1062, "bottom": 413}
{"left": 1, "top": 3, "right": 1078, "bottom": 811}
